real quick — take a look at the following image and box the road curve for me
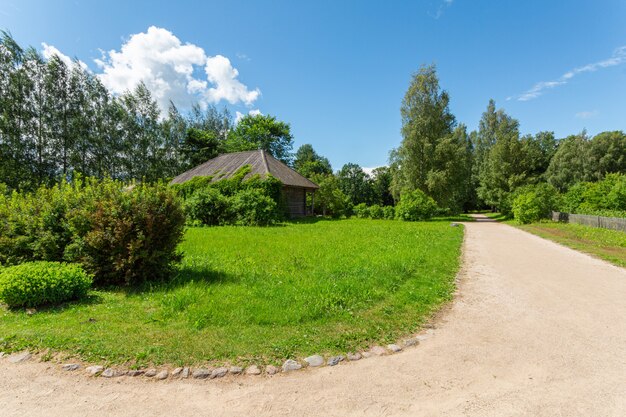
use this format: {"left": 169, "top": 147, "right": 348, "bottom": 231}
{"left": 2, "top": 215, "right": 626, "bottom": 416}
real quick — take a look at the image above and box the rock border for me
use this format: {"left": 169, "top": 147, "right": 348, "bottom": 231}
{"left": 0, "top": 325, "right": 438, "bottom": 382}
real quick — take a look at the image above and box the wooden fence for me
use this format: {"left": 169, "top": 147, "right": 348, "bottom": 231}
{"left": 551, "top": 212, "right": 626, "bottom": 232}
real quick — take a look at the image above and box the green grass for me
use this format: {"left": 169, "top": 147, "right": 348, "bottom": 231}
{"left": 515, "top": 221, "right": 626, "bottom": 268}
{"left": 0, "top": 218, "right": 463, "bottom": 367}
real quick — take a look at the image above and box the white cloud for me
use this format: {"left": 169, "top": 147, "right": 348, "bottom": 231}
{"left": 95, "top": 26, "right": 260, "bottom": 114}
{"left": 235, "top": 109, "right": 262, "bottom": 123}
{"left": 41, "top": 43, "right": 88, "bottom": 71}
{"left": 431, "top": 0, "right": 454, "bottom": 19}
{"left": 362, "top": 166, "right": 383, "bottom": 176}
{"left": 511, "top": 45, "right": 626, "bottom": 101}
{"left": 575, "top": 110, "right": 599, "bottom": 119}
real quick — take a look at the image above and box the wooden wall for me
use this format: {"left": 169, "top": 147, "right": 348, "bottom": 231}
{"left": 283, "top": 187, "right": 307, "bottom": 217}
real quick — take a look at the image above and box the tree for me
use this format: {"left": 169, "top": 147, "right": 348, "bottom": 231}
{"left": 393, "top": 65, "right": 456, "bottom": 194}
{"left": 370, "top": 166, "right": 394, "bottom": 206}
{"left": 226, "top": 114, "right": 294, "bottom": 164}
{"left": 337, "top": 163, "right": 373, "bottom": 206}
{"left": 182, "top": 127, "right": 220, "bottom": 168}
{"left": 545, "top": 132, "right": 591, "bottom": 191}
{"left": 587, "top": 131, "right": 626, "bottom": 181}
{"left": 293, "top": 144, "right": 332, "bottom": 178}
{"left": 310, "top": 173, "right": 351, "bottom": 217}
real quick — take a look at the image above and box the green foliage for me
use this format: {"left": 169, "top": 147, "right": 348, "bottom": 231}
{"left": 368, "top": 204, "right": 384, "bottom": 219}
{"left": 226, "top": 114, "right": 294, "bottom": 164}
{"left": 230, "top": 188, "right": 280, "bottom": 226}
{"left": 182, "top": 128, "right": 220, "bottom": 168}
{"left": 310, "top": 174, "right": 352, "bottom": 218}
{"left": 0, "top": 261, "right": 92, "bottom": 308}
{"left": 561, "top": 174, "right": 626, "bottom": 217}
{"left": 184, "top": 188, "right": 230, "bottom": 226}
{"left": 395, "top": 189, "right": 438, "bottom": 221}
{"left": 293, "top": 144, "right": 332, "bottom": 178}
{"left": 337, "top": 163, "right": 374, "bottom": 206}
{"left": 0, "top": 178, "right": 186, "bottom": 286}
{"left": 509, "top": 183, "right": 560, "bottom": 222}
{"left": 352, "top": 203, "right": 369, "bottom": 219}
{"left": 171, "top": 166, "right": 284, "bottom": 226}
{"left": 383, "top": 205, "right": 395, "bottom": 220}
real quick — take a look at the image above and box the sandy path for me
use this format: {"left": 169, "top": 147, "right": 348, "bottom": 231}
{"left": 2, "top": 216, "right": 626, "bottom": 416}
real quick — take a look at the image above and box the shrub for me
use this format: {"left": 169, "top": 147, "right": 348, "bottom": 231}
{"left": 171, "top": 166, "right": 285, "bottom": 226}
{"left": 395, "top": 190, "right": 438, "bottom": 221}
{"left": 353, "top": 203, "right": 369, "bottom": 219}
{"left": 0, "top": 178, "right": 186, "bottom": 287}
{"left": 368, "top": 204, "right": 384, "bottom": 219}
{"left": 383, "top": 205, "right": 395, "bottom": 220}
{"left": 230, "top": 189, "right": 280, "bottom": 226}
{"left": 510, "top": 183, "right": 560, "bottom": 224}
{"left": 71, "top": 181, "right": 186, "bottom": 286}
{"left": 184, "top": 188, "right": 230, "bottom": 226}
{"left": 512, "top": 192, "right": 543, "bottom": 224}
{"left": 0, "top": 261, "right": 92, "bottom": 308}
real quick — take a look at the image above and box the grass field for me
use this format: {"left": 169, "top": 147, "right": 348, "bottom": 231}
{"left": 0, "top": 218, "right": 463, "bottom": 367}
{"left": 516, "top": 222, "right": 626, "bottom": 267}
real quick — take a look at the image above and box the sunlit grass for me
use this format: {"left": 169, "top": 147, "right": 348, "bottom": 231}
{"left": 0, "top": 218, "right": 463, "bottom": 367}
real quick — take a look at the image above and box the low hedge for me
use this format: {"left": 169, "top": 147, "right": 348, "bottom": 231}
{"left": 0, "top": 261, "right": 92, "bottom": 308}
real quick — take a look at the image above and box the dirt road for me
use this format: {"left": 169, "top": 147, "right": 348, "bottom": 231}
{"left": 2, "top": 216, "right": 626, "bottom": 416}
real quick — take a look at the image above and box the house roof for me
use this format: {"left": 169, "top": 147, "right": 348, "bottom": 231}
{"left": 170, "top": 150, "right": 319, "bottom": 189}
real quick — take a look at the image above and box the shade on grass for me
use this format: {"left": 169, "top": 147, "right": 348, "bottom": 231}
{"left": 0, "top": 218, "right": 463, "bottom": 367}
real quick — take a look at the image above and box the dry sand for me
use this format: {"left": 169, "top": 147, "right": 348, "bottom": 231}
{"left": 2, "top": 215, "right": 626, "bottom": 416}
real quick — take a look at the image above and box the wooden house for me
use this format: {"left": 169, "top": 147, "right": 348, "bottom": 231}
{"left": 170, "top": 150, "right": 319, "bottom": 217}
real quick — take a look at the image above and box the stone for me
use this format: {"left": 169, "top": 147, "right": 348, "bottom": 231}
{"left": 101, "top": 368, "right": 119, "bottom": 378}
{"left": 387, "top": 344, "right": 402, "bottom": 353}
{"left": 346, "top": 352, "right": 362, "bottom": 361}
{"left": 245, "top": 365, "right": 261, "bottom": 375}
{"left": 282, "top": 359, "right": 302, "bottom": 372}
{"left": 229, "top": 366, "right": 243, "bottom": 375}
{"left": 62, "top": 363, "right": 80, "bottom": 371}
{"left": 155, "top": 370, "right": 169, "bottom": 380}
{"left": 265, "top": 365, "right": 279, "bottom": 375}
{"left": 181, "top": 367, "right": 190, "bottom": 378}
{"left": 171, "top": 367, "right": 183, "bottom": 378}
{"left": 8, "top": 352, "right": 31, "bottom": 364}
{"left": 327, "top": 355, "right": 345, "bottom": 366}
{"left": 127, "top": 370, "right": 145, "bottom": 377}
{"left": 144, "top": 368, "right": 157, "bottom": 377}
{"left": 370, "top": 346, "right": 387, "bottom": 356}
{"left": 450, "top": 223, "right": 460, "bottom": 227}
{"left": 0, "top": 352, "right": 5, "bottom": 358}
{"left": 361, "top": 351, "right": 374, "bottom": 359}
{"left": 85, "top": 365, "right": 104, "bottom": 376}
{"left": 192, "top": 368, "right": 211, "bottom": 379}
{"left": 211, "top": 367, "right": 228, "bottom": 379}
{"left": 304, "top": 355, "right": 324, "bottom": 367}
{"left": 403, "top": 338, "right": 420, "bottom": 347}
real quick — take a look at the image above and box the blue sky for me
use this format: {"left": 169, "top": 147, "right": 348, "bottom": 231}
{"left": 1, "top": 0, "right": 625, "bottom": 170}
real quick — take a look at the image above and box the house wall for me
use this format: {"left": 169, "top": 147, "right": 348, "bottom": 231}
{"left": 283, "top": 186, "right": 307, "bottom": 217}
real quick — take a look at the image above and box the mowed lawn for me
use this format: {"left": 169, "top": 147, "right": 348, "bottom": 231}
{"left": 0, "top": 219, "right": 463, "bottom": 367}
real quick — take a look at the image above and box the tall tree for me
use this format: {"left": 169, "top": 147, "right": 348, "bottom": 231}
{"left": 293, "top": 144, "right": 332, "bottom": 178}
{"left": 370, "top": 166, "right": 394, "bottom": 206}
{"left": 545, "top": 132, "right": 591, "bottom": 191}
{"left": 337, "top": 163, "right": 373, "bottom": 206}
{"left": 226, "top": 114, "right": 294, "bottom": 164}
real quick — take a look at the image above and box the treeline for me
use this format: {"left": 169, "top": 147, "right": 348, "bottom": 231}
{"left": 302, "top": 65, "right": 625, "bottom": 218}
{"left": 0, "top": 33, "right": 294, "bottom": 190}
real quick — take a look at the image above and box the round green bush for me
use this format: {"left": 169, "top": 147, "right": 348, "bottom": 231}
{"left": 230, "top": 189, "right": 280, "bottom": 226}
{"left": 368, "top": 204, "right": 384, "bottom": 219}
{"left": 383, "top": 205, "right": 395, "bottom": 220}
{"left": 184, "top": 187, "right": 230, "bottom": 226}
{"left": 395, "top": 189, "right": 438, "bottom": 221}
{"left": 512, "top": 192, "right": 542, "bottom": 224}
{"left": 0, "top": 261, "right": 92, "bottom": 308}
{"left": 352, "top": 203, "right": 369, "bottom": 219}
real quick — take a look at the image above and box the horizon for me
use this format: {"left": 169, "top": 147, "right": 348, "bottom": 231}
{"left": 1, "top": 0, "right": 625, "bottom": 171}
